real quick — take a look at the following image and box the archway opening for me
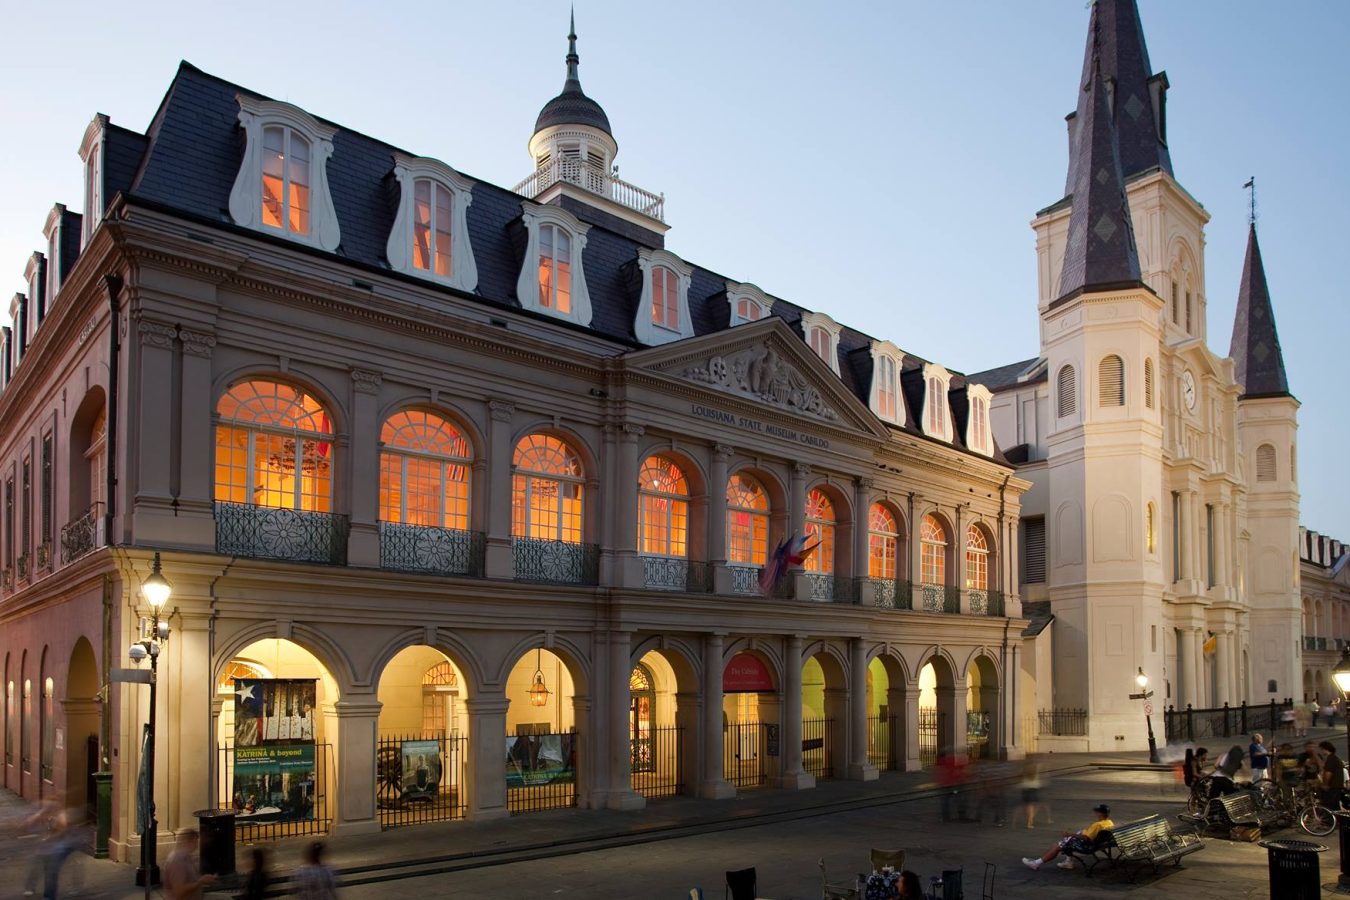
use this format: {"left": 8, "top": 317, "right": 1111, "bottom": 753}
{"left": 722, "top": 651, "right": 775, "bottom": 789}
{"left": 505, "top": 647, "right": 578, "bottom": 813}
{"left": 375, "top": 646, "right": 470, "bottom": 826}
{"left": 65, "top": 637, "right": 100, "bottom": 813}
{"left": 866, "top": 655, "right": 907, "bottom": 771}
{"left": 802, "top": 652, "right": 846, "bottom": 780}
{"left": 918, "top": 656, "right": 956, "bottom": 768}
{"left": 629, "top": 649, "right": 691, "bottom": 799}
{"left": 966, "top": 656, "right": 999, "bottom": 760}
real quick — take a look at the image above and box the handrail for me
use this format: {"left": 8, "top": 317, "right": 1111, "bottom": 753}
{"left": 513, "top": 158, "right": 665, "bottom": 222}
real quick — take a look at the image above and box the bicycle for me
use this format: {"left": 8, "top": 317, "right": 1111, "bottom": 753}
{"left": 1296, "top": 784, "right": 1345, "bottom": 837}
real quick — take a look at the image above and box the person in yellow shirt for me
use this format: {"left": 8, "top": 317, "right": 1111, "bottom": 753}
{"left": 1022, "top": 804, "right": 1114, "bottom": 870}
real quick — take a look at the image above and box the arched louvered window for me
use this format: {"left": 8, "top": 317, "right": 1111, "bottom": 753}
{"left": 1144, "top": 358, "right": 1155, "bottom": 409}
{"left": 1098, "top": 355, "right": 1125, "bottom": 407}
{"left": 1256, "top": 443, "right": 1277, "bottom": 483}
{"left": 1290, "top": 444, "right": 1297, "bottom": 483}
{"left": 1056, "top": 366, "right": 1077, "bottom": 418}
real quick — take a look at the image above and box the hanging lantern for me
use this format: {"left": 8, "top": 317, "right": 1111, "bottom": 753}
{"left": 528, "top": 648, "right": 551, "bottom": 707}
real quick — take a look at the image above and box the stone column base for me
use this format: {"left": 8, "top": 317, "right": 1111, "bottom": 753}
{"left": 779, "top": 770, "right": 816, "bottom": 790}
{"left": 699, "top": 779, "right": 737, "bottom": 800}
{"left": 607, "top": 789, "right": 647, "bottom": 811}
{"left": 331, "top": 820, "right": 382, "bottom": 837}
{"left": 847, "top": 762, "right": 880, "bottom": 782}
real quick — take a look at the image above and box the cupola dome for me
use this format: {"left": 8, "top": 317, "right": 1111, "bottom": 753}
{"left": 533, "top": 13, "right": 613, "bottom": 139}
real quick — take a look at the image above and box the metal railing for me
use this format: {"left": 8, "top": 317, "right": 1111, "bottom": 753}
{"left": 967, "top": 711, "right": 991, "bottom": 760}
{"left": 1037, "top": 708, "right": 1088, "bottom": 736}
{"left": 917, "top": 583, "right": 960, "bottom": 614}
{"left": 214, "top": 502, "right": 349, "bottom": 565}
{"left": 1163, "top": 699, "right": 1293, "bottom": 743}
{"left": 918, "top": 708, "right": 945, "bottom": 768}
{"left": 806, "top": 573, "right": 835, "bottom": 602}
{"left": 802, "top": 717, "right": 834, "bottom": 780}
{"left": 1, "top": 567, "right": 11, "bottom": 592}
{"left": 641, "top": 557, "right": 711, "bottom": 593}
{"left": 723, "top": 721, "right": 765, "bottom": 789}
{"left": 1305, "top": 636, "right": 1329, "bottom": 652}
{"left": 379, "top": 523, "right": 484, "bottom": 577}
{"left": 218, "top": 742, "right": 333, "bottom": 841}
{"left": 729, "top": 565, "right": 761, "bottom": 595}
{"left": 376, "top": 732, "right": 467, "bottom": 828}
{"left": 867, "top": 714, "right": 899, "bottom": 770}
{"left": 512, "top": 157, "right": 665, "bottom": 222}
{"left": 35, "top": 542, "right": 51, "bottom": 574}
{"left": 506, "top": 730, "right": 577, "bottom": 813}
{"left": 631, "top": 724, "right": 684, "bottom": 799}
{"left": 15, "top": 554, "right": 29, "bottom": 583}
{"left": 61, "top": 503, "right": 104, "bottom": 564}
{"left": 966, "top": 588, "right": 1006, "bottom": 616}
{"left": 511, "top": 537, "right": 599, "bottom": 585}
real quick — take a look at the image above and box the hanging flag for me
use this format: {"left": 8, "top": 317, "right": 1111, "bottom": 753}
{"left": 1203, "top": 633, "right": 1217, "bottom": 656}
{"left": 758, "top": 533, "right": 820, "bottom": 596}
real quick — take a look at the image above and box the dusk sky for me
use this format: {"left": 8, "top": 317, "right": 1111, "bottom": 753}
{"left": 1, "top": 1, "right": 1346, "bottom": 536}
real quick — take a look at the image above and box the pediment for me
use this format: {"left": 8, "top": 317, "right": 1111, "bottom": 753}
{"left": 623, "top": 318, "right": 886, "bottom": 438}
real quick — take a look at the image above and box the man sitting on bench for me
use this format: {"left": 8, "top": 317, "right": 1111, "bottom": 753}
{"left": 1023, "top": 803, "right": 1114, "bottom": 871}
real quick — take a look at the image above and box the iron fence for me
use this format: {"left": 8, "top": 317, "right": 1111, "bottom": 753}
{"left": 867, "top": 714, "right": 899, "bottom": 770}
{"left": 511, "top": 538, "right": 599, "bottom": 585}
{"left": 631, "top": 724, "right": 684, "bottom": 799}
{"left": 918, "top": 584, "right": 960, "bottom": 614}
{"left": 724, "top": 721, "right": 765, "bottom": 788}
{"left": 214, "top": 502, "right": 349, "bottom": 565}
{"left": 1163, "top": 699, "right": 1293, "bottom": 743}
{"left": 967, "top": 589, "right": 1006, "bottom": 616}
{"left": 642, "top": 557, "right": 711, "bottom": 593}
{"left": 802, "top": 717, "right": 834, "bottom": 780}
{"left": 379, "top": 524, "right": 484, "bottom": 577}
{"left": 376, "top": 732, "right": 467, "bottom": 829}
{"left": 35, "top": 542, "right": 51, "bottom": 573}
{"left": 61, "top": 503, "right": 104, "bottom": 564}
{"left": 506, "top": 730, "right": 578, "bottom": 813}
{"left": 729, "top": 565, "right": 761, "bottom": 595}
{"left": 1037, "top": 708, "right": 1088, "bottom": 736}
{"left": 967, "top": 711, "right": 991, "bottom": 760}
{"left": 918, "top": 708, "right": 946, "bottom": 768}
{"left": 806, "top": 574, "right": 835, "bottom": 602}
{"left": 217, "top": 742, "right": 333, "bottom": 841}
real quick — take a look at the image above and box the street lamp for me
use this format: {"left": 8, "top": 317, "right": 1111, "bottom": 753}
{"left": 1130, "top": 666, "right": 1161, "bottom": 764}
{"left": 132, "top": 552, "right": 171, "bottom": 895}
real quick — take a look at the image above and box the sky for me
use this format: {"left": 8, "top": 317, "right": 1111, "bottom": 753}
{"left": 0, "top": 1, "right": 1346, "bottom": 537}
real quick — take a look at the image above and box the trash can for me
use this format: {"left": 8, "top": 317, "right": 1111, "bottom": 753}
{"left": 1260, "top": 838, "right": 1326, "bottom": 900}
{"left": 194, "top": 808, "right": 237, "bottom": 877}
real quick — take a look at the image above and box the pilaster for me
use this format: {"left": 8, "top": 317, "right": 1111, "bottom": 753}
{"left": 779, "top": 634, "right": 813, "bottom": 789}
{"left": 331, "top": 698, "right": 382, "bottom": 836}
{"left": 465, "top": 698, "right": 510, "bottom": 820}
{"left": 346, "top": 369, "right": 382, "bottom": 567}
{"left": 131, "top": 319, "right": 177, "bottom": 543}
{"left": 699, "top": 633, "right": 734, "bottom": 798}
{"left": 174, "top": 328, "right": 217, "bottom": 546}
{"left": 606, "top": 631, "right": 644, "bottom": 809}
{"left": 847, "top": 637, "right": 878, "bottom": 780}
{"left": 484, "top": 401, "right": 515, "bottom": 578}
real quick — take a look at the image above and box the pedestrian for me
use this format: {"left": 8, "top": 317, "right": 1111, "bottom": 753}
{"left": 1249, "top": 733, "right": 1270, "bottom": 783}
{"left": 1310, "top": 697, "right": 1321, "bottom": 728}
{"left": 1022, "top": 803, "right": 1114, "bottom": 871}
{"left": 1324, "top": 702, "right": 1337, "bottom": 727}
{"left": 1282, "top": 705, "right": 1297, "bottom": 737}
{"left": 974, "top": 761, "right": 1008, "bottom": 826}
{"left": 39, "top": 803, "right": 81, "bottom": 900}
{"left": 935, "top": 750, "right": 972, "bottom": 823}
{"left": 1295, "top": 703, "right": 1311, "bottom": 738}
{"left": 15, "top": 797, "right": 60, "bottom": 897}
{"left": 1318, "top": 741, "right": 1346, "bottom": 809}
{"left": 1020, "top": 759, "right": 1045, "bottom": 828}
{"left": 162, "top": 828, "right": 217, "bottom": 900}
{"left": 295, "top": 840, "right": 339, "bottom": 900}
{"left": 242, "top": 847, "right": 271, "bottom": 900}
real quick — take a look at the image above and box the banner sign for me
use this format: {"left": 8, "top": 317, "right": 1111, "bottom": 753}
{"left": 400, "top": 739, "right": 442, "bottom": 800}
{"left": 233, "top": 679, "right": 317, "bottom": 747}
{"left": 723, "top": 653, "right": 774, "bottom": 693}
{"left": 232, "top": 744, "right": 316, "bottom": 821}
{"left": 504, "top": 733, "right": 576, "bottom": 787}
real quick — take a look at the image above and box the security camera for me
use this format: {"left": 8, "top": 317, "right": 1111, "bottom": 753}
{"left": 128, "top": 644, "right": 148, "bottom": 663}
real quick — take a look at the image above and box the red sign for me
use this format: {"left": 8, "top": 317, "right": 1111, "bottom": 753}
{"left": 723, "top": 653, "right": 775, "bottom": 693}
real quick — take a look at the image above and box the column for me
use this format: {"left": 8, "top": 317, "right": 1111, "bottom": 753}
{"left": 175, "top": 329, "right": 217, "bottom": 546}
{"left": 607, "top": 631, "right": 644, "bottom": 809}
{"left": 331, "top": 697, "right": 382, "bottom": 836}
{"left": 789, "top": 465, "right": 810, "bottom": 600}
{"left": 780, "top": 634, "right": 813, "bottom": 789}
{"left": 465, "top": 698, "right": 509, "bottom": 820}
{"left": 616, "top": 426, "right": 644, "bottom": 588}
{"left": 131, "top": 319, "right": 177, "bottom": 542}
{"left": 709, "top": 446, "right": 733, "bottom": 593}
{"left": 954, "top": 505, "right": 968, "bottom": 614}
{"left": 674, "top": 691, "right": 701, "bottom": 797}
{"left": 1191, "top": 629, "right": 1206, "bottom": 708}
{"left": 1175, "top": 628, "right": 1189, "bottom": 709}
{"left": 899, "top": 685, "right": 921, "bottom": 771}
{"left": 483, "top": 401, "right": 515, "bottom": 578}
{"left": 346, "top": 369, "right": 382, "bottom": 567}
{"left": 699, "top": 634, "right": 734, "bottom": 798}
{"left": 168, "top": 610, "right": 212, "bottom": 831}
{"left": 1215, "top": 630, "right": 1231, "bottom": 706}
{"left": 940, "top": 680, "right": 969, "bottom": 758}
{"left": 853, "top": 479, "right": 873, "bottom": 601}
{"left": 847, "top": 638, "right": 878, "bottom": 780}
{"left": 979, "top": 684, "right": 1001, "bottom": 760}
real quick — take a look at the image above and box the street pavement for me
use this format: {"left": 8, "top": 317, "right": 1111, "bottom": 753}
{"left": 2, "top": 731, "right": 1347, "bottom": 898}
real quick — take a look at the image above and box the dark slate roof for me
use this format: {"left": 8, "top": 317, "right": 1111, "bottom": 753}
{"left": 966, "top": 357, "right": 1042, "bottom": 392}
{"left": 1228, "top": 225, "right": 1291, "bottom": 399}
{"left": 1063, "top": 0, "right": 1172, "bottom": 196}
{"left": 1054, "top": 60, "right": 1144, "bottom": 306}
{"left": 56, "top": 208, "right": 83, "bottom": 286}
{"left": 85, "top": 61, "right": 1011, "bottom": 467}
{"left": 1021, "top": 600, "right": 1053, "bottom": 637}
{"left": 533, "top": 21, "right": 612, "bottom": 138}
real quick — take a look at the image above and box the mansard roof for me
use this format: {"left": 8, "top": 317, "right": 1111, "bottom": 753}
{"left": 1229, "top": 224, "right": 1291, "bottom": 400}
{"left": 84, "top": 61, "right": 1007, "bottom": 466}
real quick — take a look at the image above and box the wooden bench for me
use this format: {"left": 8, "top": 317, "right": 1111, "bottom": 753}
{"left": 1063, "top": 814, "right": 1205, "bottom": 878}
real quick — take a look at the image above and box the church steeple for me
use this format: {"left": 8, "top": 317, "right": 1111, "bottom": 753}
{"left": 1054, "top": 54, "right": 1143, "bottom": 305}
{"left": 1229, "top": 224, "right": 1291, "bottom": 398}
{"left": 1064, "top": 0, "right": 1172, "bottom": 196}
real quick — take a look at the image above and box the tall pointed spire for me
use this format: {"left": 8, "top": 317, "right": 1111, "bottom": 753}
{"left": 1229, "top": 224, "right": 1291, "bottom": 398}
{"left": 1064, "top": 0, "right": 1173, "bottom": 196}
{"left": 566, "top": 7, "right": 580, "bottom": 85}
{"left": 533, "top": 9, "right": 613, "bottom": 137}
{"left": 1054, "top": 48, "right": 1143, "bottom": 305}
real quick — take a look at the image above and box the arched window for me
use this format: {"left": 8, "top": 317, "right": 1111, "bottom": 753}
{"left": 1256, "top": 443, "right": 1277, "bottom": 483}
{"left": 422, "top": 661, "right": 461, "bottom": 735}
{"left": 868, "top": 503, "right": 899, "bottom": 580}
{"left": 735, "top": 298, "right": 764, "bottom": 323}
{"left": 21, "top": 678, "right": 31, "bottom": 773}
{"left": 1098, "top": 355, "right": 1125, "bottom": 407}
{"left": 920, "top": 514, "right": 947, "bottom": 585}
{"left": 726, "top": 473, "right": 769, "bottom": 566}
{"left": 538, "top": 224, "right": 572, "bottom": 313}
{"left": 214, "top": 380, "right": 334, "bottom": 511}
{"left": 875, "top": 355, "right": 898, "bottom": 421}
{"left": 217, "top": 659, "right": 272, "bottom": 697}
{"left": 965, "top": 526, "right": 989, "bottom": 591}
{"left": 651, "top": 266, "right": 679, "bottom": 331}
{"left": 1057, "top": 365, "right": 1077, "bottom": 418}
{"left": 3, "top": 677, "right": 11, "bottom": 767}
{"left": 809, "top": 327, "right": 830, "bottom": 361}
{"left": 1144, "top": 358, "right": 1155, "bottom": 409}
{"left": 926, "top": 377, "right": 946, "bottom": 435}
{"left": 40, "top": 675, "right": 53, "bottom": 782}
{"left": 87, "top": 407, "right": 106, "bottom": 510}
{"left": 412, "top": 179, "right": 454, "bottom": 276}
{"left": 638, "top": 455, "right": 688, "bottom": 557}
{"left": 379, "top": 410, "right": 471, "bottom": 529}
{"left": 804, "top": 489, "right": 835, "bottom": 574}
{"left": 512, "top": 434, "right": 583, "bottom": 542}
{"left": 261, "top": 125, "right": 311, "bottom": 235}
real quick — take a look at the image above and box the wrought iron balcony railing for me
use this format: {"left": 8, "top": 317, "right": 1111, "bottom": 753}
{"left": 215, "top": 501, "right": 349, "bottom": 565}
{"left": 862, "top": 578, "right": 914, "bottom": 610}
{"left": 379, "top": 523, "right": 484, "bottom": 577}
{"left": 512, "top": 537, "right": 599, "bottom": 585}
{"left": 917, "top": 583, "right": 960, "bottom": 614}
{"left": 35, "top": 542, "right": 52, "bottom": 573}
{"left": 641, "top": 556, "right": 712, "bottom": 592}
{"left": 729, "top": 564, "right": 761, "bottom": 596}
{"left": 965, "top": 588, "right": 1006, "bottom": 616}
{"left": 1, "top": 567, "right": 11, "bottom": 591}
{"left": 61, "top": 503, "right": 105, "bottom": 565}
{"left": 806, "top": 573, "right": 835, "bottom": 602}
{"left": 512, "top": 157, "right": 665, "bottom": 222}
{"left": 15, "top": 554, "right": 29, "bottom": 583}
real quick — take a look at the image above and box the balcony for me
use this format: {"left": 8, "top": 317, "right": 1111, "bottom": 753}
{"left": 917, "top": 583, "right": 961, "bottom": 614}
{"left": 1, "top": 567, "right": 11, "bottom": 592}
{"left": 966, "top": 588, "right": 1006, "bottom": 616}
{"left": 35, "top": 542, "right": 52, "bottom": 574}
{"left": 513, "top": 158, "right": 665, "bottom": 223}
{"left": 861, "top": 578, "right": 912, "bottom": 610}
{"left": 641, "top": 556, "right": 711, "bottom": 592}
{"left": 512, "top": 537, "right": 599, "bottom": 586}
{"left": 729, "top": 565, "right": 761, "bottom": 596}
{"left": 15, "top": 554, "right": 29, "bottom": 583}
{"left": 214, "top": 501, "right": 349, "bottom": 566}
{"left": 379, "top": 523, "right": 484, "bottom": 577}
{"left": 1304, "top": 636, "right": 1329, "bottom": 652}
{"left": 61, "top": 503, "right": 105, "bottom": 564}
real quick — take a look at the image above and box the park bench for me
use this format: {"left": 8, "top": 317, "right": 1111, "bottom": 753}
{"left": 1212, "top": 791, "right": 1284, "bottom": 833}
{"left": 1064, "top": 814, "right": 1205, "bottom": 878}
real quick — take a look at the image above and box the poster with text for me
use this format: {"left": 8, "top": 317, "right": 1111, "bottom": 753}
{"left": 504, "top": 733, "right": 576, "bottom": 787}
{"left": 233, "top": 679, "right": 317, "bottom": 747}
{"left": 400, "top": 739, "right": 442, "bottom": 801}
{"left": 232, "top": 744, "right": 316, "bottom": 821}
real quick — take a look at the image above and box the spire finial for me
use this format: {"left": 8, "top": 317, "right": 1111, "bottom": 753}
{"left": 566, "top": 7, "right": 580, "bottom": 84}
{"left": 1244, "top": 176, "right": 1257, "bottom": 227}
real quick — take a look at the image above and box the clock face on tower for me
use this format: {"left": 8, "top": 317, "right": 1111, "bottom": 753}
{"left": 1182, "top": 370, "right": 1197, "bottom": 411}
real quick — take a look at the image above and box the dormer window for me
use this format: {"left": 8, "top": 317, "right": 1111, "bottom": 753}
{"left": 633, "top": 249, "right": 693, "bottom": 345}
{"left": 922, "top": 363, "right": 953, "bottom": 441}
{"left": 965, "top": 384, "right": 994, "bottom": 456}
{"left": 516, "top": 204, "right": 592, "bottom": 325}
{"left": 386, "top": 154, "right": 477, "bottom": 293}
{"left": 229, "top": 96, "right": 340, "bottom": 252}
{"left": 799, "top": 311, "right": 841, "bottom": 374}
{"left": 78, "top": 114, "right": 108, "bottom": 244}
{"left": 726, "top": 282, "right": 773, "bottom": 326}
{"left": 868, "top": 340, "right": 906, "bottom": 426}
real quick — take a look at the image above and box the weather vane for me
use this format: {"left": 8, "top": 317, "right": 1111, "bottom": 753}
{"left": 1243, "top": 176, "right": 1257, "bottom": 226}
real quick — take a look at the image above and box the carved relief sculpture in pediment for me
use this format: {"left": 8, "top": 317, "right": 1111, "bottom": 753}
{"left": 682, "top": 343, "right": 838, "bottom": 421}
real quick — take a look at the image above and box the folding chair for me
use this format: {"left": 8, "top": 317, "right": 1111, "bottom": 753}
{"left": 930, "top": 867, "right": 963, "bottom": 900}
{"left": 725, "top": 867, "right": 757, "bottom": 900}
{"left": 869, "top": 848, "right": 906, "bottom": 872}
{"left": 818, "top": 857, "right": 860, "bottom": 899}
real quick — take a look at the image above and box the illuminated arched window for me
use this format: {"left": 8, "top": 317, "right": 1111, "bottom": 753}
{"left": 88, "top": 408, "right": 107, "bottom": 509}
{"left": 217, "top": 659, "right": 272, "bottom": 697}
{"left": 651, "top": 267, "right": 679, "bottom": 330}
{"left": 638, "top": 456, "right": 688, "bottom": 557}
{"left": 538, "top": 224, "right": 572, "bottom": 313}
{"left": 920, "top": 514, "right": 947, "bottom": 586}
{"left": 868, "top": 503, "right": 899, "bottom": 580}
{"left": 965, "top": 526, "right": 989, "bottom": 591}
{"left": 40, "top": 675, "right": 53, "bottom": 781}
{"left": 214, "top": 380, "right": 334, "bottom": 511}
{"left": 727, "top": 474, "right": 769, "bottom": 566}
{"left": 804, "top": 489, "right": 835, "bottom": 574}
{"left": 380, "top": 410, "right": 471, "bottom": 529}
{"left": 262, "top": 125, "right": 311, "bottom": 235}
{"left": 512, "top": 434, "right": 583, "bottom": 543}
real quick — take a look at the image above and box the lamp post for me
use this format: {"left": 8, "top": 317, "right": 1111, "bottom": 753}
{"left": 133, "top": 552, "right": 171, "bottom": 895}
{"left": 1129, "top": 667, "right": 1161, "bottom": 764}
